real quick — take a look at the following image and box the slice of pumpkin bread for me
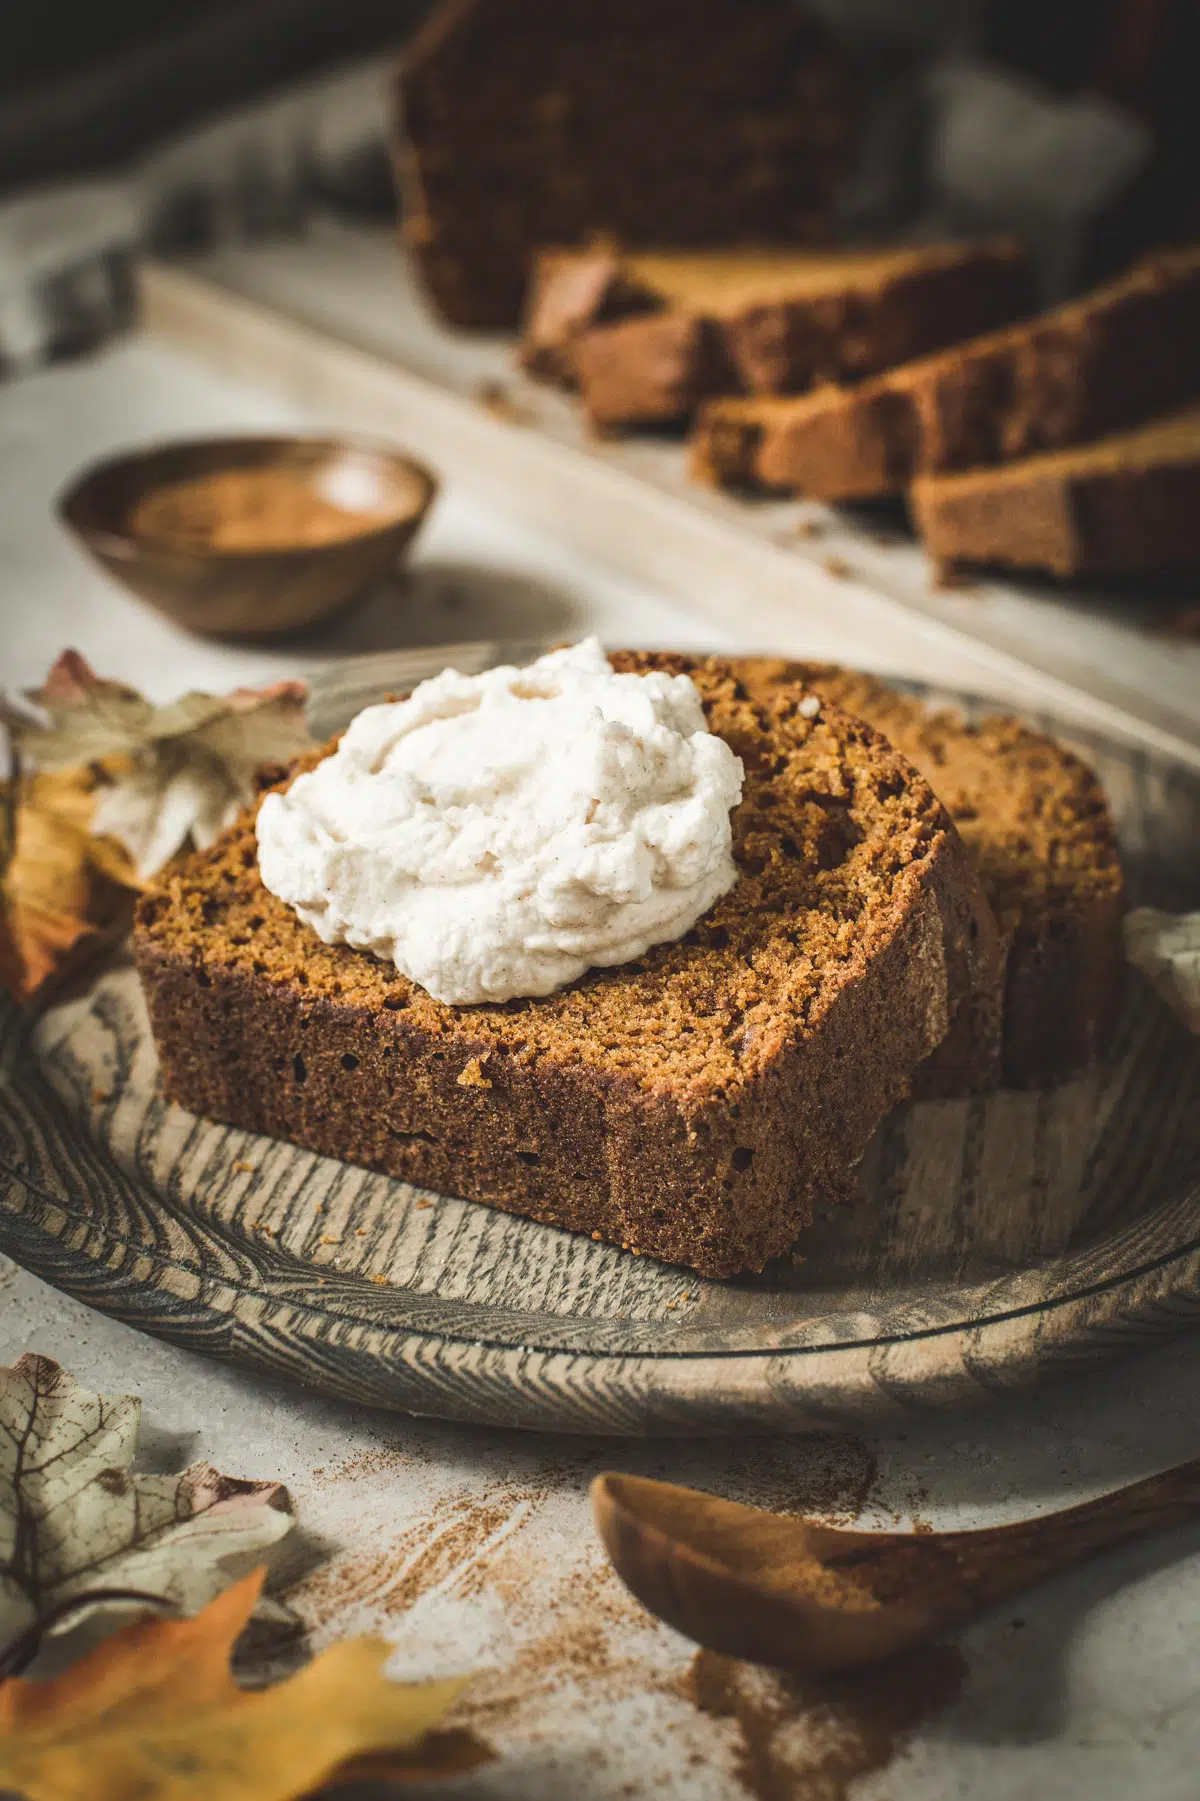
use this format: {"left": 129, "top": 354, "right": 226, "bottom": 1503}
{"left": 911, "top": 404, "right": 1200, "bottom": 579}
{"left": 135, "top": 651, "right": 999, "bottom": 1278}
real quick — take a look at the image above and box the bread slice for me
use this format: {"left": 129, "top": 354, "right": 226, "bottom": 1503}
{"left": 396, "top": 0, "right": 856, "bottom": 330}
{"left": 912, "top": 404, "right": 1200, "bottom": 578}
{"left": 134, "top": 652, "right": 999, "bottom": 1279}
{"left": 519, "top": 247, "right": 659, "bottom": 383}
{"left": 735, "top": 660, "right": 1126, "bottom": 1089}
{"left": 692, "top": 388, "right": 915, "bottom": 498}
{"left": 525, "top": 240, "right": 1028, "bottom": 400}
{"left": 572, "top": 311, "right": 738, "bottom": 431}
{"left": 694, "top": 247, "right": 1200, "bottom": 501}
{"left": 569, "top": 240, "right": 1029, "bottom": 431}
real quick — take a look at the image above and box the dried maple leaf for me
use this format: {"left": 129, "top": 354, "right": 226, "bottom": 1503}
{"left": 0, "top": 767, "right": 140, "bottom": 1005}
{"left": 0, "top": 1568, "right": 471, "bottom": 1801}
{"left": 0, "top": 1354, "right": 292, "bottom": 1659}
{"left": 6, "top": 652, "right": 311, "bottom": 877}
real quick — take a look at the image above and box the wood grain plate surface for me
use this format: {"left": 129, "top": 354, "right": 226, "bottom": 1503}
{"left": 1, "top": 651, "right": 1198, "bottom": 1433}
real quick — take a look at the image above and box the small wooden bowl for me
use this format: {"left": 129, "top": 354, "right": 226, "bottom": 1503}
{"left": 58, "top": 434, "right": 438, "bottom": 642}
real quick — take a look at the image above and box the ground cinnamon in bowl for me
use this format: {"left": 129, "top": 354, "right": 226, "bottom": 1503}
{"left": 128, "top": 466, "right": 403, "bottom": 553}
{"left": 60, "top": 434, "right": 437, "bottom": 641}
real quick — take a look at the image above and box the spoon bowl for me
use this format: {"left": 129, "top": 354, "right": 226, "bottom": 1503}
{"left": 592, "top": 1476, "right": 930, "bottom": 1671}
{"left": 592, "top": 1462, "right": 1200, "bottom": 1674}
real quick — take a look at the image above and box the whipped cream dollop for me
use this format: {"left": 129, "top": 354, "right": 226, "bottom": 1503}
{"left": 256, "top": 639, "right": 744, "bottom": 1005}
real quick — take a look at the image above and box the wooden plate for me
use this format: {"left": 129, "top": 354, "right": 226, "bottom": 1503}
{"left": 2, "top": 652, "right": 1198, "bottom": 1434}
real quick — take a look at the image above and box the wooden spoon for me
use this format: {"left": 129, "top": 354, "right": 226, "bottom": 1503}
{"left": 592, "top": 1464, "right": 1200, "bottom": 1673}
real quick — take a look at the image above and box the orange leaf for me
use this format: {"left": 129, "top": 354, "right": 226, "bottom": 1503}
{"left": 0, "top": 767, "right": 140, "bottom": 1005}
{"left": 0, "top": 1568, "right": 471, "bottom": 1801}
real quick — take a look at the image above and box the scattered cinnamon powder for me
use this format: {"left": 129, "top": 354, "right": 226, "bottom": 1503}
{"left": 779, "top": 1554, "right": 881, "bottom": 1614}
{"left": 285, "top": 1434, "right": 904, "bottom": 1796}
{"left": 128, "top": 467, "right": 400, "bottom": 552}
{"left": 839, "top": 1533, "right": 998, "bottom": 1608}
{"left": 688, "top": 1642, "right": 966, "bottom": 1801}
{"left": 474, "top": 380, "right": 537, "bottom": 425}
{"left": 289, "top": 1486, "right": 552, "bottom": 1634}
{"left": 778, "top": 1439, "right": 878, "bottom": 1528}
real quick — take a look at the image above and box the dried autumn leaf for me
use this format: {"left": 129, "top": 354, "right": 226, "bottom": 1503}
{"left": 0, "top": 767, "right": 139, "bottom": 1004}
{"left": 7, "top": 652, "right": 311, "bottom": 877}
{"left": 0, "top": 1568, "right": 470, "bottom": 1801}
{"left": 0, "top": 1354, "right": 292, "bottom": 1655}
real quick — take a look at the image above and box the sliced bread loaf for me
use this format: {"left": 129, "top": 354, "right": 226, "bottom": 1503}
{"left": 135, "top": 651, "right": 999, "bottom": 1278}
{"left": 529, "top": 243, "right": 1023, "bottom": 412}
{"left": 694, "top": 247, "right": 1200, "bottom": 501}
{"left": 570, "top": 240, "right": 1030, "bottom": 432}
{"left": 397, "top": 0, "right": 856, "bottom": 330}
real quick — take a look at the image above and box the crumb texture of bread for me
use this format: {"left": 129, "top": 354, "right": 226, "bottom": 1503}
{"left": 694, "top": 386, "right": 917, "bottom": 499}
{"left": 911, "top": 404, "right": 1200, "bottom": 578}
{"left": 573, "top": 313, "right": 735, "bottom": 430}
{"left": 734, "top": 660, "right": 1126, "bottom": 1088}
{"left": 135, "top": 653, "right": 998, "bottom": 1278}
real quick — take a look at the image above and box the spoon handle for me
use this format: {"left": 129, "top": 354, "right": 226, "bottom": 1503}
{"left": 880, "top": 1456, "right": 1200, "bottom": 1615}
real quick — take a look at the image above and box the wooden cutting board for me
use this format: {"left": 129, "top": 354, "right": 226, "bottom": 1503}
{"left": 1, "top": 661, "right": 1198, "bottom": 1433}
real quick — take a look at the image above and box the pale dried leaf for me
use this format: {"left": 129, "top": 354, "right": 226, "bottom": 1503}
{"left": 91, "top": 753, "right": 240, "bottom": 875}
{"left": 0, "top": 1354, "right": 292, "bottom": 1650}
{"left": 1125, "top": 907, "right": 1200, "bottom": 1033}
{"left": 8, "top": 654, "right": 312, "bottom": 878}
{"left": 195, "top": 691, "right": 312, "bottom": 779}
{"left": 14, "top": 653, "right": 155, "bottom": 768}
{"left": 224, "top": 678, "right": 310, "bottom": 717}
{"left": 40, "top": 650, "right": 108, "bottom": 708}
